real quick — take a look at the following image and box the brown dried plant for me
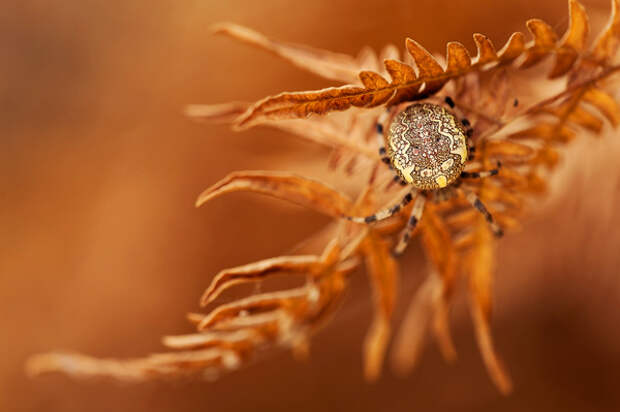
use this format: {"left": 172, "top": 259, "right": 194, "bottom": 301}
{"left": 27, "top": 0, "right": 620, "bottom": 394}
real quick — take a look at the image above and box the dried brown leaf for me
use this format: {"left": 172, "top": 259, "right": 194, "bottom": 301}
{"left": 391, "top": 270, "right": 440, "bottom": 375}
{"left": 431, "top": 289, "right": 458, "bottom": 364}
{"left": 195, "top": 312, "right": 282, "bottom": 333}
{"left": 419, "top": 203, "right": 457, "bottom": 289}
{"left": 196, "top": 171, "right": 352, "bottom": 217}
{"left": 185, "top": 102, "right": 251, "bottom": 123}
{"left": 26, "top": 349, "right": 242, "bottom": 382}
{"left": 465, "top": 213, "right": 512, "bottom": 394}
{"left": 361, "top": 232, "right": 398, "bottom": 381}
{"left": 231, "top": 1, "right": 608, "bottom": 126}
{"left": 549, "top": 0, "right": 589, "bottom": 78}
{"left": 582, "top": 87, "right": 620, "bottom": 126}
{"left": 198, "top": 288, "right": 310, "bottom": 330}
{"left": 384, "top": 59, "right": 418, "bottom": 104}
{"left": 497, "top": 32, "right": 526, "bottom": 62}
{"left": 446, "top": 41, "right": 472, "bottom": 75}
{"left": 201, "top": 255, "right": 321, "bottom": 306}
{"left": 202, "top": 240, "right": 342, "bottom": 306}
{"left": 543, "top": 101, "right": 605, "bottom": 133}
{"left": 521, "top": 19, "right": 558, "bottom": 68}
{"left": 211, "top": 23, "right": 362, "bottom": 84}
{"left": 566, "top": 105, "right": 605, "bottom": 132}
{"left": 359, "top": 71, "right": 393, "bottom": 107}
{"left": 236, "top": 85, "right": 372, "bottom": 127}
{"left": 508, "top": 123, "right": 576, "bottom": 142}
{"left": 186, "top": 102, "right": 378, "bottom": 163}
{"left": 162, "top": 330, "right": 261, "bottom": 351}
{"left": 473, "top": 33, "right": 498, "bottom": 65}
{"left": 485, "top": 140, "right": 536, "bottom": 161}
{"left": 592, "top": 0, "right": 620, "bottom": 63}
{"left": 406, "top": 38, "right": 446, "bottom": 95}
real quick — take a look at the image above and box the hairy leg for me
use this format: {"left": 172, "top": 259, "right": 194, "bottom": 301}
{"left": 459, "top": 187, "right": 503, "bottom": 237}
{"left": 460, "top": 161, "right": 502, "bottom": 179}
{"left": 344, "top": 189, "right": 416, "bottom": 224}
{"left": 393, "top": 194, "right": 426, "bottom": 256}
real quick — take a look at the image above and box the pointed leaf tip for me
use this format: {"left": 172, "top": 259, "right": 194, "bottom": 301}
{"left": 362, "top": 233, "right": 399, "bottom": 381}
{"left": 497, "top": 32, "right": 526, "bottom": 62}
{"left": 446, "top": 41, "right": 472, "bottom": 74}
{"left": 549, "top": 0, "right": 589, "bottom": 78}
{"left": 195, "top": 171, "right": 352, "bottom": 217}
{"left": 592, "top": 0, "right": 620, "bottom": 62}
{"left": 405, "top": 38, "right": 446, "bottom": 94}
{"left": 521, "top": 19, "right": 558, "bottom": 68}
{"left": 473, "top": 33, "right": 498, "bottom": 65}
{"left": 200, "top": 254, "right": 321, "bottom": 306}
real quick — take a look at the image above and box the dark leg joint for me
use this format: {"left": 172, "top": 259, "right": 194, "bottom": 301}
{"left": 392, "top": 175, "right": 407, "bottom": 186}
{"left": 461, "top": 118, "right": 471, "bottom": 127}
{"left": 364, "top": 215, "right": 377, "bottom": 223}
{"left": 471, "top": 196, "right": 504, "bottom": 237}
{"left": 444, "top": 96, "right": 455, "bottom": 108}
{"left": 376, "top": 123, "right": 384, "bottom": 134}
{"left": 461, "top": 171, "right": 478, "bottom": 178}
{"left": 379, "top": 147, "right": 386, "bottom": 156}
{"left": 473, "top": 199, "right": 493, "bottom": 222}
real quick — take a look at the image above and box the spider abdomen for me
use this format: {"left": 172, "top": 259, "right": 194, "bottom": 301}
{"left": 386, "top": 103, "right": 468, "bottom": 190}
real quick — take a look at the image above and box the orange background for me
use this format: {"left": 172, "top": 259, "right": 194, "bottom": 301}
{"left": 3, "top": 0, "right": 620, "bottom": 411}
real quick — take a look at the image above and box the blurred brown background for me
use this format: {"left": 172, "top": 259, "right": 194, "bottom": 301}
{"left": 3, "top": 0, "right": 620, "bottom": 411}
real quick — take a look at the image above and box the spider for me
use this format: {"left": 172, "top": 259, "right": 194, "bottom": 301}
{"left": 345, "top": 97, "right": 503, "bottom": 256}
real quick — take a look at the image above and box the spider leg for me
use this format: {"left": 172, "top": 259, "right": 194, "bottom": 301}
{"left": 392, "top": 174, "right": 408, "bottom": 185}
{"left": 460, "top": 161, "right": 502, "bottom": 179}
{"left": 434, "top": 186, "right": 456, "bottom": 203}
{"left": 466, "top": 135, "right": 476, "bottom": 161}
{"left": 393, "top": 194, "right": 426, "bottom": 256}
{"left": 344, "top": 189, "right": 415, "bottom": 224}
{"left": 460, "top": 187, "right": 503, "bottom": 237}
{"left": 376, "top": 109, "right": 393, "bottom": 167}
{"left": 385, "top": 173, "right": 409, "bottom": 191}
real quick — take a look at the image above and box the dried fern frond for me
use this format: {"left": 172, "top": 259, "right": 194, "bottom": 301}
{"left": 28, "top": 0, "right": 620, "bottom": 395}
{"left": 234, "top": 0, "right": 608, "bottom": 128}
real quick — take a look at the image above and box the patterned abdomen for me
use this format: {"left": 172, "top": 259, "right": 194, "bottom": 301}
{"left": 386, "top": 103, "right": 468, "bottom": 190}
